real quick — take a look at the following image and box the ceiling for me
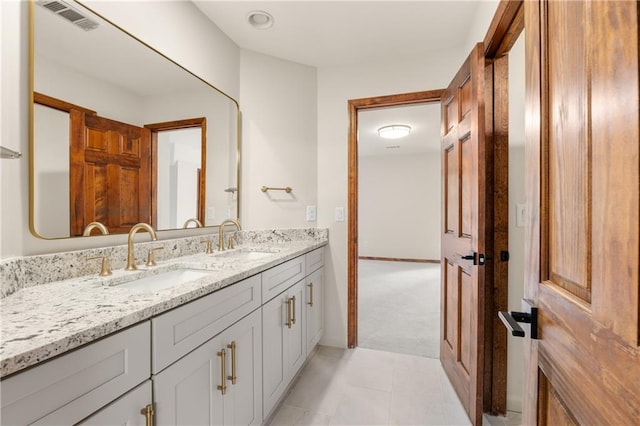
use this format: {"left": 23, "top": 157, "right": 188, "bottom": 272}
{"left": 194, "top": 1, "right": 494, "bottom": 157}
{"left": 194, "top": 1, "right": 486, "bottom": 68}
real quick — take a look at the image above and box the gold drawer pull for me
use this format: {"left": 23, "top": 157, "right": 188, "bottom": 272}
{"left": 285, "top": 298, "right": 293, "bottom": 329}
{"left": 291, "top": 295, "right": 296, "bottom": 325}
{"left": 307, "top": 282, "right": 314, "bottom": 307}
{"left": 140, "top": 404, "right": 154, "bottom": 426}
{"left": 227, "top": 341, "right": 237, "bottom": 384}
{"left": 217, "top": 349, "right": 227, "bottom": 395}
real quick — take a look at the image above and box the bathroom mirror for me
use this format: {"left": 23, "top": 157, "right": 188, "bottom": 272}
{"left": 30, "top": 0, "right": 239, "bottom": 239}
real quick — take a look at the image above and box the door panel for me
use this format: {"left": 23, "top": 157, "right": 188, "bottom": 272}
{"left": 524, "top": 1, "right": 640, "bottom": 424}
{"left": 440, "top": 43, "right": 487, "bottom": 425}
{"left": 70, "top": 111, "right": 151, "bottom": 235}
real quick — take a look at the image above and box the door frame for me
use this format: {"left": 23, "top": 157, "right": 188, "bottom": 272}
{"left": 347, "top": 89, "right": 444, "bottom": 351}
{"left": 346, "top": 0, "right": 523, "bottom": 417}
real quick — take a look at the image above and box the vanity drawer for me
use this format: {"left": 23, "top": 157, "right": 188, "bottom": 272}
{"left": 262, "top": 255, "right": 305, "bottom": 303}
{"left": 0, "top": 322, "right": 150, "bottom": 425}
{"left": 305, "top": 247, "right": 325, "bottom": 274}
{"left": 152, "top": 274, "right": 261, "bottom": 373}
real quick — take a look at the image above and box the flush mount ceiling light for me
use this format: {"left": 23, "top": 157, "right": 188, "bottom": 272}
{"left": 378, "top": 124, "right": 411, "bottom": 139}
{"left": 247, "top": 10, "right": 274, "bottom": 29}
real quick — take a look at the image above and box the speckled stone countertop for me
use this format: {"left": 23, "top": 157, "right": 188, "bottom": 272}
{"left": 0, "top": 231, "right": 327, "bottom": 378}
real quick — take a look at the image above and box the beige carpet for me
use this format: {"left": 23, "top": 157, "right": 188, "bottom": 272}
{"left": 357, "top": 259, "right": 441, "bottom": 358}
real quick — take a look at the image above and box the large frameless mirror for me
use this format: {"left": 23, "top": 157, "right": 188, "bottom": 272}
{"left": 30, "top": 0, "right": 239, "bottom": 238}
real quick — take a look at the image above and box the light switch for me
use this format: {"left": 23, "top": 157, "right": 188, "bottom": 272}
{"left": 516, "top": 203, "right": 526, "bottom": 228}
{"left": 335, "top": 207, "right": 345, "bottom": 222}
{"left": 306, "top": 205, "right": 317, "bottom": 222}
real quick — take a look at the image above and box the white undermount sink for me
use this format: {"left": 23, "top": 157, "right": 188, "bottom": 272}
{"left": 117, "top": 268, "right": 216, "bottom": 291}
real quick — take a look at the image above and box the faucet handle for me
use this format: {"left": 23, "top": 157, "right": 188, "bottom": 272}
{"left": 228, "top": 236, "right": 236, "bottom": 249}
{"left": 146, "top": 247, "right": 164, "bottom": 267}
{"left": 87, "top": 255, "right": 112, "bottom": 277}
{"left": 201, "top": 239, "right": 214, "bottom": 254}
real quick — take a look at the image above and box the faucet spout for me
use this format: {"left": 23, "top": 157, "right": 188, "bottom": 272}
{"left": 126, "top": 223, "right": 158, "bottom": 271}
{"left": 218, "top": 219, "right": 241, "bottom": 251}
{"left": 183, "top": 218, "right": 203, "bottom": 228}
{"left": 82, "top": 221, "right": 109, "bottom": 236}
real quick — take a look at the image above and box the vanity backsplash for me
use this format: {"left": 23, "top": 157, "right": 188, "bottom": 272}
{"left": 0, "top": 228, "right": 328, "bottom": 298}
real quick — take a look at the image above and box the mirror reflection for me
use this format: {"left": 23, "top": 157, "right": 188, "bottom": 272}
{"left": 31, "top": 0, "right": 239, "bottom": 238}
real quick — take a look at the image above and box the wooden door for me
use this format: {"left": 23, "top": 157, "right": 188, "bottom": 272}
{"left": 523, "top": 1, "right": 640, "bottom": 424}
{"left": 70, "top": 110, "right": 151, "bottom": 235}
{"left": 440, "top": 43, "right": 488, "bottom": 425}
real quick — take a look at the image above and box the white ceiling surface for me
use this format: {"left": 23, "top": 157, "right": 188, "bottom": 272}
{"left": 194, "top": 1, "right": 485, "bottom": 157}
{"left": 358, "top": 103, "right": 441, "bottom": 157}
{"left": 194, "top": 1, "right": 484, "bottom": 68}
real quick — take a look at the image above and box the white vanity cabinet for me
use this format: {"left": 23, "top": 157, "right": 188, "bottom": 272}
{"left": 0, "top": 322, "right": 151, "bottom": 425}
{"left": 262, "top": 279, "right": 307, "bottom": 418}
{"left": 305, "top": 266, "right": 324, "bottom": 356}
{"left": 79, "top": 381, "right": 153, "bottom": 426}
{"left": 153, "top": 309, "right": 262, "bottom": 425}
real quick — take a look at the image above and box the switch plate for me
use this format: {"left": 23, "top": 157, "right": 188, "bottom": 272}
{"left": 516, "top": 203, "right": 526, "bottom": 228}
{"left": 207, "top": 207, "right": 215, "bottom": 220}
{"left": 335, "top": 207, "right": 345, "bottom": 222}
{"left": 306, "top": 205, "right": 317, "bottom": 222}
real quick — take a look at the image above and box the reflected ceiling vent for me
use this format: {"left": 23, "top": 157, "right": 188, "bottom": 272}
{"left": 36, "top": 0, "right": 99, "bottom": 31}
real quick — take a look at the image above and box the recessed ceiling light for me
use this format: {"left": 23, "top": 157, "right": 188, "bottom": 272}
{"left": 247, "top": 10, "right": 274, "bottom": 30}
{"left": 378, "top": 124, "right": 411, "bottom": 139}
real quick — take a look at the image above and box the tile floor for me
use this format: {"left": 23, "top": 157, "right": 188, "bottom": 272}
{"left": 268, "top": 346, "right": 522, "bottom": 426}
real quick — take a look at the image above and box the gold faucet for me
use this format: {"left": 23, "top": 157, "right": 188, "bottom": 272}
{"left": 218, "top": 219, "right": 241, "bottom": 251}
{"left": 125, "top": 223, "right": 158, "bottom": 271}
{"left": 82, "top": 222, "right": 109, "bottom": 236}
{"left": 183, "top": 218, "right": 203, "bottom": 228}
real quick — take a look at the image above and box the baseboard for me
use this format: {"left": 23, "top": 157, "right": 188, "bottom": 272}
{"left": 358, "top": 256, "right": 440, "bottom": 264}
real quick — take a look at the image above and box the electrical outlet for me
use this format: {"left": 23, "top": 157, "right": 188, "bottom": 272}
{"left": 306, "top": 205, "right": 317, "bottom": 222}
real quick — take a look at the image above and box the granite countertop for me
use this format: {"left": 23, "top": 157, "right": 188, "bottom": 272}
{"left": 0, "top": 239, "right": 327, "bottom": 378}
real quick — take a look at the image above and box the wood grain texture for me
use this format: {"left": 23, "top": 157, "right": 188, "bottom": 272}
{"left": 347, "top": 90, "right": 444, "bottom": 349}
{"left": 526, "top": 0, "right": 640, "bottom": 424}
{"left": 484, "top": 0, "right": 524, "bottom": 59}
{"left": 357, "top": 256, "right": 440, "bottom": 264}
{"left": 439, "top": 44, "right": 487, "bottom": 426}
{"left": 33, "top": 92, "right": 96, "bottom": 115}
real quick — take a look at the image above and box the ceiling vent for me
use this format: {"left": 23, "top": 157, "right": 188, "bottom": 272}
{"left": 36, "top": 0, "right": 99, "bottom": 31}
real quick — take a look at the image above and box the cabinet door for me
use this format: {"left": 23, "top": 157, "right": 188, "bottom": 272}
{"left": 80, "top": 381, "right": 152, "bottom": 426}
{"left": 221, "top": 310, "right": 262, "bottom": 426}
{"left": 305, "top": 267, "right": 324, "bottom": 355}
{"left": 154, "top": 335, "right": 224, "bottom": 425}
{"left": 286, "top": 280, "right": 306, "bottom": 378}
{"left": 262, "top": 292, "right": 288, "bottom": 418}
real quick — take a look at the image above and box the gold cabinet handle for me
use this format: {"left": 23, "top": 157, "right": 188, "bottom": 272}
{"left": 140, "top": 404, "right": 154, "bottom": 426}
{"left": 307, "top": 282, "right": 314, "bottom": 307}
{"left": 227, "top": 341, "right": 237, "bottom": 385}
{"left": 291, "top": 295, "right": 296, "bottom": 325}
{"left": 285, "top": 298, "right": 293, "bottom": 329}
{"left": 217, "top": 349, "right": 227, "bottom": 395}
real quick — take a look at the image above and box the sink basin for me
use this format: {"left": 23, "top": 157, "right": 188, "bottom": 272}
{"left": 118, "top": 268, "right": 216, "bottom": 291}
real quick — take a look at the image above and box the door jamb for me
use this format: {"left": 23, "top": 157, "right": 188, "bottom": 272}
{"left": 347, "top": 89, "right": 444, "bottom": 349}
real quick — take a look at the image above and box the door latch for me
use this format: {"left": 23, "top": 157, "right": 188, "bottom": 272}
{"left": 460, "top": 252, "right": 487, "bottom": 265}
{"left": 498, "top": 299, "right": 538, "bottom": 339}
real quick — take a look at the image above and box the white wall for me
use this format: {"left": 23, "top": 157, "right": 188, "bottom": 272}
{"left": 239, "top": 50, "right": 318, "bottom": 229}
{"left": 0, "top": 0, "right": 239, "bottom": 257}
{"left": 358, "top": 152, "right": 440, "bottom": 260}
{"left": 316, "top": 0, "right": 499, "bottom": 349}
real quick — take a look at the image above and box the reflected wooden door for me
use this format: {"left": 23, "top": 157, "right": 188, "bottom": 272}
{"left": 524, "top": 1, "right": 640, "bottom": 424}
{"left": 70, "top": 111, "right": 151, "bottom": 235}
{"left": 440, "top": 43, "right": 488, "bottom": 425}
